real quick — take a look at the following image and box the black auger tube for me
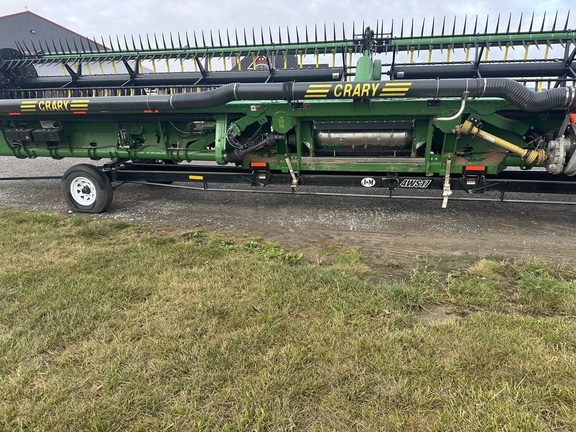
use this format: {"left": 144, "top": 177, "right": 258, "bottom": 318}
{"left": 167, "top": 78, "right": 576, "bottom": 113}
{"left": 170, "top": 83, "right": 239, "bottom": 110}
{"left": 0, "top": 78, "right": 574, "bottom": 113}
{"left": 15, "top": 68, "right": 342, "bottom": 89}
{"left": 392, "top": 61, "right": 576, "bottom": 80}
{"left": 166, "top": 83, "right": 291, "bottom": 110}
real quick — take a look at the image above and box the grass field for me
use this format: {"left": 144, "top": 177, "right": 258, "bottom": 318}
{"left": 0, "top": 209, "right": 575, "bottom": 431}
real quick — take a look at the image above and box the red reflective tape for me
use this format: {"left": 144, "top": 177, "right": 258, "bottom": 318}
{"left": 465, "top": 165, "right": 486, "bottom": 171}
{"left": 72, "top": 111, "right": 87, "bottom": 114}
{"left": 144, "top": 109, "right": 159, "bottom": 113}
{"left": 8, "top": 112, "right": 21, "bottom": 116}
{"left": 250, "top": 162, "right": 267, "bottom": 168}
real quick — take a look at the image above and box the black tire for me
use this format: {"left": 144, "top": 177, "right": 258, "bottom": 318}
{"left": 61, "top": 164, "right": 113, "bottom": 213}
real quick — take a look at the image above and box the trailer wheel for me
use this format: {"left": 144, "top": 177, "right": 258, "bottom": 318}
{"left": 61, "top": 164, "right": 113, "bottom": 213}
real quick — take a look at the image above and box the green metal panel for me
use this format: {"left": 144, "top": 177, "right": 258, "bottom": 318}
{"left": 0, "top": 93, "right": 567, "bottom": 175}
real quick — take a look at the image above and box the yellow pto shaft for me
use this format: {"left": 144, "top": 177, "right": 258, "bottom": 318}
{"left": 454, "top": 119, "right": 546, "bottom": 165}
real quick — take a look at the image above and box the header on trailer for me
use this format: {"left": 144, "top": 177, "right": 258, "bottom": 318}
{"left": 0, "top": 12, "right": 575, "bottom": 213}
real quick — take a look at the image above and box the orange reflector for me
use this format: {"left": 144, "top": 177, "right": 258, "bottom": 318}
{"left": 188, "top": 175, "right": 204, "bottom": 181}
{"left": 250, "top": 162, "right": 267, "bottom": 168}
{"left": 465, "top": 165, "right": 486, "bottom": 171}
{"left": 571, "top": 114, "right": 576, "bottom": 126}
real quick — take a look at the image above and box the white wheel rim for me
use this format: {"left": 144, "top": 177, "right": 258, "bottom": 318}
{"left": 70, "top": 176, "right": 97, "bottom": 206}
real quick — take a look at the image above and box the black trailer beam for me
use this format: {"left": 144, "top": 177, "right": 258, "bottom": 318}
{"left": 107, "top": 162, "right": 576, "bottom": 196}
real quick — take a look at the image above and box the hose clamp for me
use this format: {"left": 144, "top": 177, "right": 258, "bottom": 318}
{"left": 282, "top": 82, "right": 294, "bottom": 103}
{"left": 565, "top": 87, "right": 575, "bottom": 108}
{"left": 168, "top": 94, "right": 175, "bottom": 110}
{"left": 232, "top": 83, "right": 238, "bottom": 101}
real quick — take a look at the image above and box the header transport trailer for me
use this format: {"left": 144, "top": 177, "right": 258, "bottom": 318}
{"left": 0, "top": 13, "right": 575, "bottom": 212}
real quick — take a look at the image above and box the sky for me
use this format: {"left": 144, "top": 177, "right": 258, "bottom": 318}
{"left": 0, "top": 0, "right": 573, "bottom": 43}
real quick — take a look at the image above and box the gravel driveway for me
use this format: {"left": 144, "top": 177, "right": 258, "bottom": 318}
{"left": 1, "top": 156, "right": 575, "bottom": 268}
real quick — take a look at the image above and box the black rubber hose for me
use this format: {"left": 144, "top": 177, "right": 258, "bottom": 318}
{"left": 223, "top": 133, "right": 281, "bottom": 163}
{"left": 374, "top": 78, "right": 575, "bottom": 112}
{"left": 484, "top": 79, "right": 572, "bottom": 112}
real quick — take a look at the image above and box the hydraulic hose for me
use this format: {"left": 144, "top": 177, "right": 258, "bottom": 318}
{"left": 222, "top": 133, "right": 281, "bottom": 163}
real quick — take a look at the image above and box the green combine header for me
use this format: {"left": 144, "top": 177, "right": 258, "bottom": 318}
{"left": 0, "top": 12, "right": 575, "bottom": 212}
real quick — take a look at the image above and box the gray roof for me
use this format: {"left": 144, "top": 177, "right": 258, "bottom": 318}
{"left": 0, "top": 11, "right": 104, "bottom": 53}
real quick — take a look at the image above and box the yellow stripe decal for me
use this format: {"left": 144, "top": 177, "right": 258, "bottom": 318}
{"left": 188, "top": 175, "right": 204, "bottom": 181}
{"left": 20, "top": 101, "right": 37, "bottom": 112}
{"left": 304, "top": 82, "right": 331, "bottom": 98}
{"left": 378, "top": 93, "right": 407, "bottom": 97}
{"left": 380, "top": 87, "right": 410, "bottom": 92}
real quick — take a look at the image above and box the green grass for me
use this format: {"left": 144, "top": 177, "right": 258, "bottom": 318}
{"left": 0, "top": 209, "right": 575, "bottom": 431}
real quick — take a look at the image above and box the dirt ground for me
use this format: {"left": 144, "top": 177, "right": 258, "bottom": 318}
{"left": 1, "top": 157, "right": 575, "bottom": 274}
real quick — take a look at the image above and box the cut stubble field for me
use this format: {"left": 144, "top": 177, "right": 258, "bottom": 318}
{"left": 0, "top": 209, "right": 575, "bottom": 431}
